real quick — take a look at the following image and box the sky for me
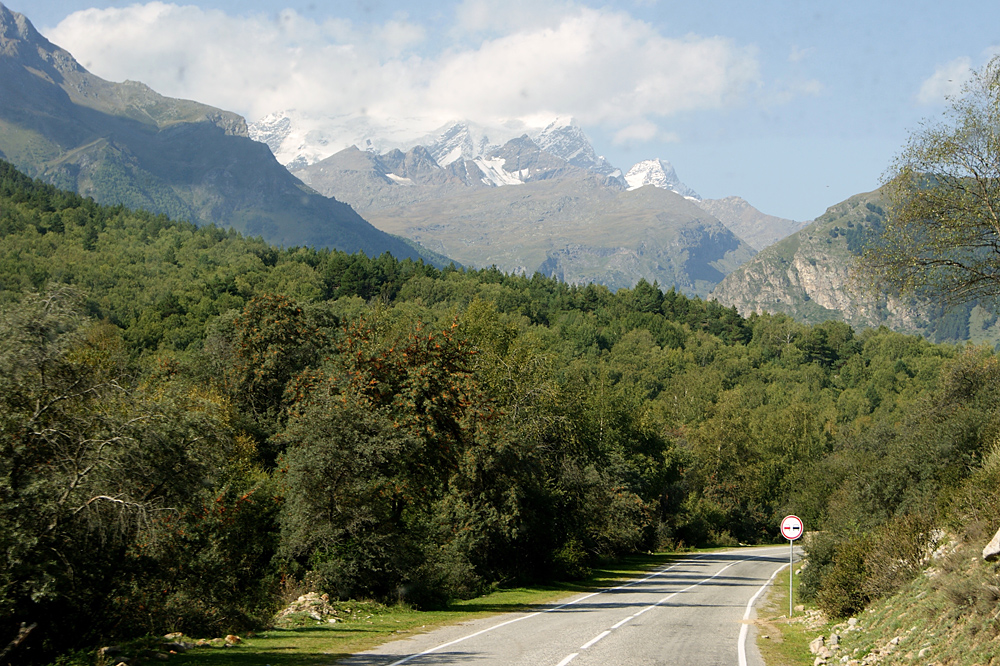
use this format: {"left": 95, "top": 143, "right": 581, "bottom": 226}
{"left": 10, "top": 0, "right": 1000, "bottom": 221}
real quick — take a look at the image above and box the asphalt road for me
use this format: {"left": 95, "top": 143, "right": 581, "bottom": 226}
{"left": 342, "top": 546, "right": 798, "bottom": 666}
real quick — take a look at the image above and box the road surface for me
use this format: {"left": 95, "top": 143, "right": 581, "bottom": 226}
{"left": 342, "top": 546, "right": 798, "bottom": 666}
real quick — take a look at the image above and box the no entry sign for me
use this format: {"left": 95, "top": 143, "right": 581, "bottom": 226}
{"left": 781, "top": 515, "right": 803, "bottom": 617}
{"left": 780, "top": 515, "right": 803, "bottom": 541}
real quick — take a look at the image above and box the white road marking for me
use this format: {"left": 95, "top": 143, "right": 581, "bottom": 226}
{"left": 384, "top": 588, "right": 608, "bottom": 665}
{"left": 611, "top": 615, "right": 635, "bottom": 629}
{"left": 383, "top": 558, "right": 692, "bottom": 666}
{"left": 561, "top": 547, "right": 790, "bottom": 666}
{"left": 580, "top": 630, "right": 611, "bottom": 649}
{"left": 380, "top": 548, "right": 788, "bottom": 666}
{"left": 737, "top": 554, "right": 791, "bottom": 666}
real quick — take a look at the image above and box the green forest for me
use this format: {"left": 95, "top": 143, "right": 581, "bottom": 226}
{"left": 2, "top": 159, "right": 999, "bottom": 664}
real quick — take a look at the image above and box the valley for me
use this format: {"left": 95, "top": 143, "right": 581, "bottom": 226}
{"left": 3, "top": 3, "right": 1000, "bottom": 666}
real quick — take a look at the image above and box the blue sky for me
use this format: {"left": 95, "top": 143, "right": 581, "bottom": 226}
{"left": 12, "top": 0, "right": 1000, "bottom": 221}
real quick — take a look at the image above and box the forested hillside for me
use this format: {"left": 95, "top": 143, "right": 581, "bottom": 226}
{"left": 2, "top": 160, "right": 998, "bottom": 664}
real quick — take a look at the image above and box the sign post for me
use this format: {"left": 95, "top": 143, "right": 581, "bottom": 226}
{"left": 780, "top": 515, "right": 803, "bottom": 617}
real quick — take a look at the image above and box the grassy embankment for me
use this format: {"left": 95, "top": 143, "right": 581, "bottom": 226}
{"left": 754, "top": 539, "right": 1000, "bottom": 666}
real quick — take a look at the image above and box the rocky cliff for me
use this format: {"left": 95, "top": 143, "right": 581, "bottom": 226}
{"left": 710, "top": 190, "right": 1000, "bottom": 343}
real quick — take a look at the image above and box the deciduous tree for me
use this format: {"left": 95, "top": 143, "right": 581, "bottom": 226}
{"left": 861, "top": 56, "right": 1000, "bottom": 304}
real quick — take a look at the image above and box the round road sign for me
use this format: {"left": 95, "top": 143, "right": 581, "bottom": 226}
{"left": 780, "top": 515, "right": 803, "bottom": 541}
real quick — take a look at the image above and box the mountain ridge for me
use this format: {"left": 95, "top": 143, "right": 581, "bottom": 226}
{"left": 294, "top": 139, "right": 754, "bottom": 295}
{"left": 709, "top": 189, "right": 1000, "bottom": 344}
{"left": 0, "top": 2, "right": 425, "bottom": 261}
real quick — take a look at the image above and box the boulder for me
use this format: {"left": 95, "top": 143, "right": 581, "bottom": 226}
{"left": 983, "top": 527, "right": 1000, "bottom": 561}
{"left": 162, "top": 642, "right": 192, "bottom": 653}
{"left": 810, "top": 636, "right": 826, "bottom": 654}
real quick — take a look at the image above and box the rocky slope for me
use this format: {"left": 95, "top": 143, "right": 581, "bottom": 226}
{"left": 0, "top": 3, "right": 422, "bottom": 260}
{"left": 709, "top": 190, "right": 1000, "bottom": 343}
{"left": 696, "top": 196, "right": 808, "bottom": 251}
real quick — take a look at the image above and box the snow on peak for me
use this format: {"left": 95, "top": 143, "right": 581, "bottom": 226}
{"left": 248, "top": 110, "right": 435, "bottom": 169}
{"left": 534, "top": 117, "right": 620, "bottom": 182}
{"left": 473, "top": 157, "right": 526, "bottom": 187}
{"left": 247, "top": 111, "right": 292, "bottom": 151}
{"left": 417, "top": 119, "right": 538, "bottom": 166}
{"left": 625, "top": 159, "right": 700, "bottom": 200}
{"left": 250, "top": 112, "right": 690, "bottom": 197}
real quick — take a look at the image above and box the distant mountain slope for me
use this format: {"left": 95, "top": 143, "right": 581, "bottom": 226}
{"left": 0, "top": 3, "right": 422, "bottom": 260}
{"left": 709, "top": 190, "right": 1000, "bottom": 343}
{"left": 294, "top": 139, "right": 754, "bottom": 295}
{"left": 252, "top": 110, "right": 769, "bottom": 293}
{"left": 696, "top": 196, "right": 808, "bottom": 251}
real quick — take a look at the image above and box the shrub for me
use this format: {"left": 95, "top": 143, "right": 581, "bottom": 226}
{"left": 815, "top": 536, "right": 872, "bottom": 618}
{"left": 863, "top": 513, "right": 934, "bottom": 600}
{"left": 799, "top": 532, "right": 839, "bottom": 602}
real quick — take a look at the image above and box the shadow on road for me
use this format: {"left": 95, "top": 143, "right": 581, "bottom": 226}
{"left": 341, "top": 650, "right": 480, "bottom": 664}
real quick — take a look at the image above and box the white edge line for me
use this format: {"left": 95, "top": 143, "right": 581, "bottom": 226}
{"left": 385, "top": 556, "right": 696, "bottom": 665}
{"left": 386, "top": 548, "right": 789, "bottom": 666}
{"left": 385, "top": 586, "right": 610, "bottom": 666}
{"left": 385, "top": 612, "right": 542, "bottom": 666}
{"left": 573, "top": 548, "right": 788, "bottom": 660}
{"left": 737, "top": 557, "right": 790, "bottom": 666}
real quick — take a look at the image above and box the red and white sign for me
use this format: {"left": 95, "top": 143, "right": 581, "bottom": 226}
{"left": 780, "top": 515, "right": 803, "bottom": 541}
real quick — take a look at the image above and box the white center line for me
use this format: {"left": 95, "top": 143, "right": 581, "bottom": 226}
{"left": 611, "top": 615, "right": 636, "bottom": 630}
{"left": 555, "top": 653, "right": 578, "bottom": 666}
{"left": 383, "top": 587, "right": 609, "bottom": 665}
{"left": 580, "top": 630, "right": 611, "bottom": 650}
{"left": 559, "top": 547, "right": 790, "bottom": 666}
{"left": 381, "top": 548, "right": 787, "bottom": 666}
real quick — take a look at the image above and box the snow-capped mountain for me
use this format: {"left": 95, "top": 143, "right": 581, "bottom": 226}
{"left": 625, "top": 159, "right": 700, "bottom": 200}
{"left": 535, "top": 117, "right": 622, "bottom": 181}
{"left": 248, "top": 110, "right": 338, "bottom": 171}
{"left": 248, "top": 110, "right": 428, "bottom": 170}
{"left": 417, "top": 119, "right": 531, "bottom": 166}
{"left": 248, "top": 112, "right": 624, "bottom": 186}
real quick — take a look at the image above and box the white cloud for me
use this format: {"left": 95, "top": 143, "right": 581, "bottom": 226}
{"left": 613, "top": 121, "right": 678, "bottom": 146}
{"left": 45, "top": 3, "right": 761, "bottom": 143}
{"left": 613, "top": 121, "right": 658, "bottom": 144}
{"left": 917, "top": 57, "right": 972, "bottom": 105}
{"left": 767, "top": 78, "right": 823, "bottom": 106}
{"left": 373, "top": 16, "right": 427, "bottom": 57}
{"left": 788, "top": 45, "right": 814, "bottom": 63}
{"left": 452, "top": 0, "right": 574, "bottom": 37}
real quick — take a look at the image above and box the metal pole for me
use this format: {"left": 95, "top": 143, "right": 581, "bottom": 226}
{"left": 789, "top": 539, "right": 793, "bottom": 618}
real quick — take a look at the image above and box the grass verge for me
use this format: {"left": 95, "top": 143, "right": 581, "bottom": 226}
{"left": 754, "top": 561, "right": 836, "bottom": 666}
{"left": 164, "top": 551, "right": 698, "bottom": 666}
